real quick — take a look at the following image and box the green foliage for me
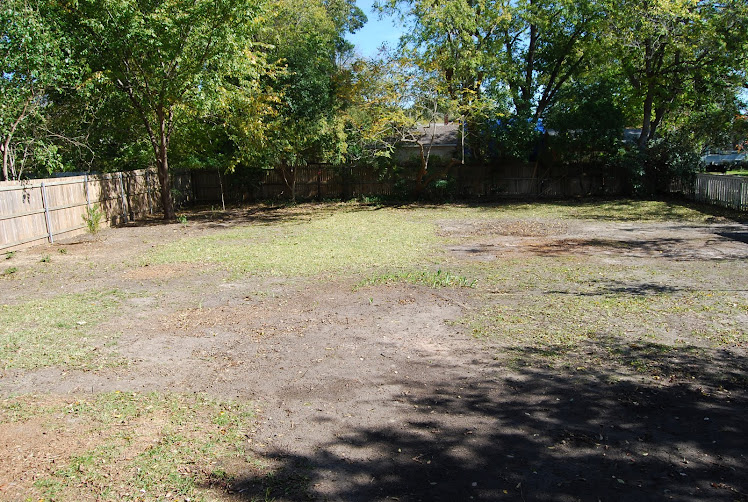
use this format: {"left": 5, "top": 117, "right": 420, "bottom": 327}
{"left": 82, "top": 204, "right": 104, "bottom": 234}
{"left": 546, "top": 80, "right": 627, "bottom": 165}
{"left": 609, "top": 136, "right": 702, "bottom": 196}
{"left": 0, "top": 0, "right": 79, "bottom": 180}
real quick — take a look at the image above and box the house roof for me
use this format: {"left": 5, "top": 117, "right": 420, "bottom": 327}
{"left": 402, "top": 123, "right": 460, "bottom": 148}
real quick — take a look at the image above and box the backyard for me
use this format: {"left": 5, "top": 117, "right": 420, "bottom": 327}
{"left": 1, "top": 199, "right": 747, "bottom": 501}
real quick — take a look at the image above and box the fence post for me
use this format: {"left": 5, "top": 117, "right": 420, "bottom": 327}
{"left": 145, "top": 169, "right": 153, "bottom": 215}
{"left": 84, "top": 174, "right": 91, "bottom": 209}
{"left": 40, "top": 182, "right": 54, "bottom": 243}
{"left": 118, "top": 172, "right": 129, "bottom": 223}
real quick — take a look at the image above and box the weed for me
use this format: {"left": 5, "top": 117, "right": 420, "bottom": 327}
{"left": 59, "top": 248, "right": 68, "bottom": 254}
{"left": 4, "top": 251, "right": 15, "bottom": 260}
{"left": 40, "top": 255, "right": 51, "bottom": 263}
{"left": 177, "top": 214, "right": 188, "bottom": 225}
{"left": 2, "top": 267, "right": 17, "bottom": 276}
{"left": 82, "top": 204, "right": 104, "bottom": 234}
{"left": 357, "top": 269, "right": 476, "bottom": 289}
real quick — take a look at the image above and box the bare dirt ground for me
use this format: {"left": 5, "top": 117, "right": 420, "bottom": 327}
{"left": 1, "top": 202, "right": 747, "bottom": 501}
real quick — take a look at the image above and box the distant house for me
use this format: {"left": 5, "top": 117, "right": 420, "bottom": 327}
{"left": 701, "top": 151, "right": 746, "bottom": 172}
{"left": 396, "top": 122, "right": 461, "bottom": 162}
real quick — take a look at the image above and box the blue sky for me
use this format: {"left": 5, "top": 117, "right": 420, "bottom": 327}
{"left": 345, "top": 0, "right": 406, "bottom": 58}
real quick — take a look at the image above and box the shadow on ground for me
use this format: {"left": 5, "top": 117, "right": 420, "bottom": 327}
{"left": 216, "top": 340, "right": 747, "bottom": 502}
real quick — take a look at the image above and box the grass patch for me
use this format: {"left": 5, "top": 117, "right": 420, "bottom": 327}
{"left": 2, "top": 266, "right": 17, "bottom": 276}
{"left": 400, "top": 199, "right": 721, "bottom": 223}
{"left": 357, "top": 269, "right": 476, "bottom": 289}
{"left": 0, "top": 392, "right": 256, "bottom": 501}
{"left": 0, "top": 290, "right": 127, "bottom": 369}
{"left": 145, "top": 208, "right": 439, "bottom": 277}
{"left": 470, "top": 291, "right": 747, "bottom": 349}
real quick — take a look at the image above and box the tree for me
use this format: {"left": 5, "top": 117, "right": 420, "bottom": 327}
{"left": 379, "top": 0, "right": 506, "bottom": 157}
{"left": 63, "top": 0, "right": 268, "bottom": 218}
{"left": 0, "top": 0, "right": 73, "bottom": 180}
{"left": 499, "top": 0, "right": 605, "bottom": 122}
{"left": 238, "top": 0, "right": 364, "bottom": 202}
{"left": 379, "top": 0, "right": 603, "bottom": 163}
{"left": 606, "top": 0, "right": 748, "bottom": 149}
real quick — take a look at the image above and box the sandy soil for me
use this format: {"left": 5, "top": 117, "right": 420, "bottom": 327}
{"left": 1, "top": 204, "right": 747, "bottom": 501}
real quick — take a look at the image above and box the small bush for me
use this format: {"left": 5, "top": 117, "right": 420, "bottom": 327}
{"left": 82, "top": 205, "right": 103, "bottom": 234}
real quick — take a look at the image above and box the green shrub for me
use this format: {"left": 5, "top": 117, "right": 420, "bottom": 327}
{"left": 82, "top": 205, "right": 104, "bottom": 234}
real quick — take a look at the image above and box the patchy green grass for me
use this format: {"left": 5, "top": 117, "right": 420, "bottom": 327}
{"left": 145, "top": 208, "right": 439, "bottom": 276}
{"left": 401, "top": 199, "right": 726, "bottom": 223}
{"left": 143, "top": 199, "right": 721, "bottom": 279}
{"left": 356, "top": 268, "right": 476, "bottom": 289}
{"left": 0, "top": 290, "right": 126, "bottom": 370}
{"left": 0, "top": 392, "right": 256, "bottom": 502}
{"left": 470, "top": 290, "right": 747, "bottom": 350}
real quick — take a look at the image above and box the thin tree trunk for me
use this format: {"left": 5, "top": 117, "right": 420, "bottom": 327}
{"left": 156, "top": 110, "right": 175, "bottom": 219}
{"left": 1, "top": 140, "right": 9, "bottom": 181}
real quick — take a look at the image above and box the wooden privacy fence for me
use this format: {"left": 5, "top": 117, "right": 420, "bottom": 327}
{"left": 187, "top": 164, "right": 622, "bottom": 203}
{"left": 692, "top": 174, "right": 748, "bottom": 211}
{"left": 0, "top": 169, "right": 165, "bottom": 252}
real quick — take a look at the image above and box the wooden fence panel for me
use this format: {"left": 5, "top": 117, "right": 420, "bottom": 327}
{"left": 44, "top": 177, "right": 90, "bottom": 240}
{"left": 0, "top": 168, "right": 162, "bottom": 252}
{"left": 0, "top": 183, "right": 49, "bottom": 250}
{"left": 692, "top": 174, "right": 747, "bottom": 211}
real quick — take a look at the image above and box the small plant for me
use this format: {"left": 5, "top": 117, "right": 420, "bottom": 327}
{"left": 2, "top": 267, "right": 17, "bottom": 276}
{"left": 82, "top": 205, "right": 103, "bottom": 234}
{"left": 58, "top": 248, "right": 67, "bottom": 255}
{"left": 40, "top": 255, "right": 51, "bottom": 263}
{"left": 5, "top": 251, "right": 15, "bottom": 260}
{"left": 177, "top": 214, "right": 188, "bottom": 225}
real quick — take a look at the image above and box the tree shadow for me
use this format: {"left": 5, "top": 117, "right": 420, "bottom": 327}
{"left": 521, "top": 236, "right": 748, "bottom": 261}
{"left": 717, "top": 232, "right": 748, "bottom": 245}
{"left": 216, "top": 339, "right": 748, "bottom": 501}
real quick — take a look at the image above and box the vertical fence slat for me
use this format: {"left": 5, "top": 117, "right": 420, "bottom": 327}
{"left": 40, "top": 182, "right": 54, "bottom": 244}
{"left": 681, "top": 174, "right": 747, "bottom": 211}
{"left": 118, "top": 172, "right": 128, "bottom": 223}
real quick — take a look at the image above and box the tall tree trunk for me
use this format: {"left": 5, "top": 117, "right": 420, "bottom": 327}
{"left": 156, "top": 109, "right": 175, "bottom": 219}
{"left": 638, "top": 81, "right": 655, "bottom": 150}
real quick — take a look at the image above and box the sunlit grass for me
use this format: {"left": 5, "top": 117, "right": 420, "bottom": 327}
{"left": 145, "top": 208, "right": 439, "bottom": 276}
{"left": 470, "top": 290, "right": 748, "bottom": 349}
{"left": 0, "top": 290, "right": 126, "bottom": 370}
{"left": 0, "top": 392, "right": 255, "bottom": 502}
